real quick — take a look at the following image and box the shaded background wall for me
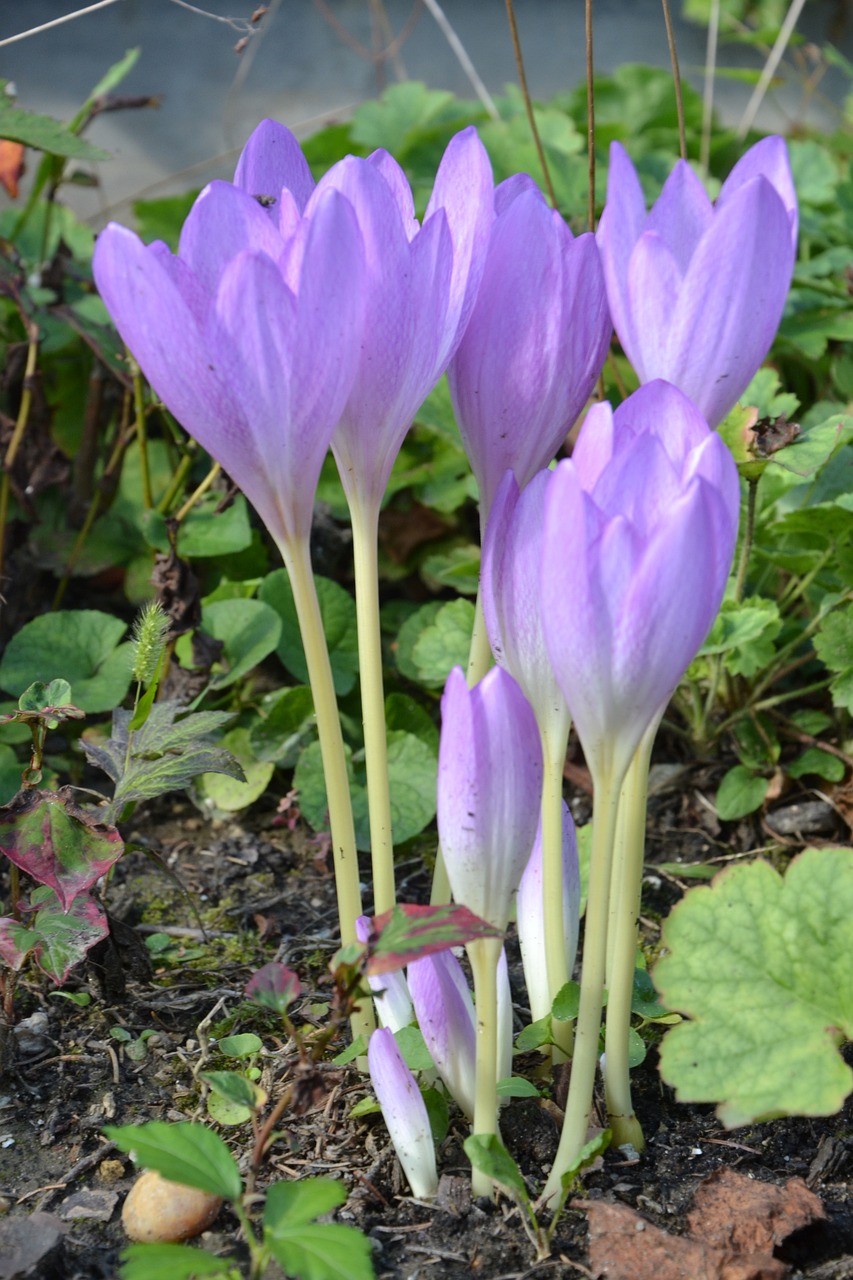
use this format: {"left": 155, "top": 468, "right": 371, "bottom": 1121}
{"left": 2, "top": 0, "right": 851, "bottom": 221}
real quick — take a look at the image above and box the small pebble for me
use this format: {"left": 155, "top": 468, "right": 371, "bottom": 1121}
{"left": 98, "top": 1159, "right": 126, "bottom": 1185}
{"left": 122, "top": 1170, "right": 223, "bottom": 1242}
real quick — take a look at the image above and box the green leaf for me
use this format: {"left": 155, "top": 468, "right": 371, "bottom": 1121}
{"left": 787, "top": 747, "right": 844, "bottom": 782}
{"left": 105, "top": 1122, "right": 242, "bottom": 1201}
{"left": 814, "top": 603, "right": 853, "bottom": 713}
{"left": 0, "top": 744, "right": 22, "bottom": 805}
{"left": 631, "top": 969, "right": 668, "bottom": 1019}
{"left": 788, "top": 139, "right": 838, "bottom": 207}
{"left": 203, "top": 1071, "right": 265, "bottom": 1124}
{"left": 133, "top": 191, "right": 199, "bottom": 251}
{"left": 249, "top": 685, "right": 315, "bottom": 765}
{"left": 195, "top": 728, "right": 274, "bottom": 812}
{"left": 144, "top": 495, "right": 252, "bottom": 560}
{"left": 245, "top": 962, "right": 301, "bottom": 1014}
{"left": 0, "top": 610, "right": 132, "bottom": 713}
{"left": 733, "top": 715, "right": 779, "bottom": 770}
{"left": 295, "top": 730, "right": 436, "bottom": 849}
{"left": 396, "top": 599, "right": 475, "bottom": 689}
{"left": 394, "top": 1025, "right": 434, "bottom": 1072}
{"left": 351, "top": 81, "right": 458, "bottom": 156}
{"left": 552, "top": 981, "right": 581, "bottom": 1023}
{"left": 259, "top": 571, "right": 359, "bottom": 696}
{"left": 421, "top": 1087, "right": 450, "bottom": 1143}
{"left": 514, "top": 1015, "right": 554, "bottom": 1052}
{"left": 496, "top": 1076, "right": 541, "bottom": 1098}
{"left": 119, "top": 1241, "right": 236, "bottom": 1280}
{"left": 420, "top": 545, "right": 481, "bottom": 596}
{"left": 263, "top": 1180, "right": 374, "bottom": 1280}
{"left": 699, "top": 598, "right": 782, "bottom": 679}
{"left": 558, "top": 1129, "right": 611, "bottom": 1190}
{"left": 384, "top": 693, "right": 439, "bottom": 756}
{"left": 0, "top": 885, "right": 109, "bottom": 983}
{"left": 200, "top": 599, "right": 282, "bottom": 690}
{"left": 656, "top": 848, "right": 853, "bottom": 1127}
{"left": 217, "top": 1033, "right": 263, "bottom": 1058}
{"left": 464, "top": 1134, "right": 529, "bottom": 1205}
{"left": 715, "top": 766, "right": 769, "bottom": 820}
{"left": 0, "top": 97, "right": 109, "bottom": 160}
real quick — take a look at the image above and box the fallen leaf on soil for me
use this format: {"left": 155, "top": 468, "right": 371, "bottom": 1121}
{"left": 687, "top": 1167, "right": 825, "bottom": 1254}
{"left": 581, "top": 1169, "right": 825, "bottom": 1280}
{"left": 583, "top": 1199, "right": 788, "bottom": 1280}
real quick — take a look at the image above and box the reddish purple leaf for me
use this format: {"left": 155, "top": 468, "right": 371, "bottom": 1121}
{"left": 0, "top": 885, "right": 109, "bottom": 983}
{"left": 245, "top": 962, "right": 301, "bottom": 1013}
{"left": 0, "top": 789, "right": 123, "bottom": 910}
{"left": 366, "top": 903, "right": 502, "bottom": 976}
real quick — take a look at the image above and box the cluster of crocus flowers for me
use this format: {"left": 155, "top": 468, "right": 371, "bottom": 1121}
{"left": 92, "top": 119, "right": 796, "bottom": 1209}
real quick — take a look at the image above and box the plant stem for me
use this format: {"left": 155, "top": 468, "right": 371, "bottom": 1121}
{"left": 734, "top": 475, "right": 760, "bottom": 604}
{"left": 468, "top": 934, "right": 504, "bottom": 1197}
{"left": 130, "top": 359, "right": 153, "bottom": 510}
{"left": 603, "top": 728, "right": 656, "bottom": 1151}
{"left": 736, "top": 0, "right": 808, "bottom": 138}
{"left": 431, "top": 588, "right": 494, "bottom": 905}
{"left": 539, "top": 771, "right": 623, "bottom": 1208}
{"left": 276, "top": 535, "right": 374, "bottom": 1048}
{"left": 585, "top": 0, "right": 596, "bottom": 230}
{"left": 540, "top": 715, "right": 573, "bottom": 1060}
{"left": 660, "top": 0, "right": 687, "bottom": 159}
{"left": 504, "top": 0, "right": 558, "bottom": 207}
{"left": 700, "top": 0, "right": 720, "bottom": 174}
{"left": 349, "top": 496, "right": 396, "bottom": 916}
{"left": 0, "top": 323, "right": 39, "bottom": 581}
{"left": 174, "top": 460, "right": 222, "bottom": 522}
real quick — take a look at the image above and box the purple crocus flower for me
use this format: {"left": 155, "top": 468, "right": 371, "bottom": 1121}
{"left": 597, "top": 137, "right": 798, "bottom": 427}
{"left": 517, "top": 803, "right": 580, "bottom": 1025}
{"left": 437, "top": 666, "right": 543, "bottom": 931}
{"left": 541, "top": 380, "right": 740, "bottom": 783}
{"left": 235, "top": 119, "right": 494, "bottom": 510}
{"left": 368, "top": 1027, "right": 438, "bottom": 1199}
{"left": 448, "top": 178, "right": 611, "bottom": 533}
{"left": 92, "top": 180, "right": 366, "bottom": 550}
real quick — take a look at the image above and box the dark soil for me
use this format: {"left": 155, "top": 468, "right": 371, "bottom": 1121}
{"left": 1, "top": 778, "right": 851, "bottom": 1280}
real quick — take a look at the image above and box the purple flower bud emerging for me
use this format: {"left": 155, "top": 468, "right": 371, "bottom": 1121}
{"left": 542, "top": 381, "right": 740, "bottom": 781}
{"left": 597, "top": 137, "right": 797, "bottom": 426}
{"left": 368, "top": 1027, "right": 438, "bottom": 1199}
{"left": 437, "top": 666, "right": 543, "bottom": 931}
{"left": 516, "top": 804, "right": 581, "bottom": 1024}
{"left": 355, "top": 916, "right": 414, "bottom": 1032}
{"left": 448, "top": 179, "right": 611, "bottom": 533}
{"left": 408, "top": 949, "right": 477, "bottom": 1119}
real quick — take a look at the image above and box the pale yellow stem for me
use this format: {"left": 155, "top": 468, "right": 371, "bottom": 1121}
{"left": 468, "top": 934, "right": 504, "bottom": 1198}
{"left": 540, "top": 714, "right": 574, "bottom": 1061}
{"left": 349, "top": 496, "right": 396, "bottom": 916}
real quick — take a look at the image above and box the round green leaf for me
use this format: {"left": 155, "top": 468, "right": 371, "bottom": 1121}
{"left": 715, "top": 765, "right": 768, "bottom": 820}
{"left": 656, "top": 847, "right": 853, "bottom": 1127}
{"left": 195, "top": 728, "right": 274, "bottom": 813}
{"left": 0, "top": 611, "right": 132, "bottom": 713}
{"left": 259, "top": 570, "right": 358, "bottom": 695}
{"left": 202, "top": 598, "right": 282, "bottom": 690}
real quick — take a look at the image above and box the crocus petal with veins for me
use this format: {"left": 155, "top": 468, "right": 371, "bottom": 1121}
{"left": 597, "top": 138, "right": 797, "bottom": 427}
{"left": 233, "top": 117, "right": 316, "bottom": 213}
{"left": 437, "top": 666, "right": 543, "bottom": 932}
{"left": 368, "top": 1028, "right": 438, "bottom": 1200}
{"left": 449, "top": 180, "right": 611, "bottom": 532}
{"left": 517, "top": 804, "right": 581, "bottom": 1024}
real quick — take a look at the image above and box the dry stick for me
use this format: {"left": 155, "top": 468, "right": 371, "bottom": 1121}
{"left": 585, "top": 0, "right": 596, "bottom": 231}
{"left": 660, "top": 0, "right": 688, "bottom": 160}
{"left": 0, "top": 323, "right": 39, "bottom": 582}
{"left": 504, "top": 0, "right": 558, "bottom": 208}
{"left": 736, "top": 0, "right": 808, "bottom": 138}
{"left": 700, "top": 0, "right": 721, "bottom": 175}
{"left": 421, "top": 0, "right": 499, "bottom": 120}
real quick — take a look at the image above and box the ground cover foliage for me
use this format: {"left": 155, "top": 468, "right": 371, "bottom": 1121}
{"left": 0, "top": 3, "right": 852, "bottom": 1276}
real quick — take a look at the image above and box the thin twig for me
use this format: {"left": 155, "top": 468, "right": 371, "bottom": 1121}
{"left": 700, "top": 0, "right": 720, "bottom": 175}
{"left": 736, "top": 0, "right": 808, "bottom": 138}
{"left": 504, "top": 0, "right": 558, "bottom": 207}
{"left": 585, "top": 0, "right": 596, "bottom": 230}
{"left": 660, "top": 0, "right": 688, "bottom": 159}
{"left": 422, "top": 0, "right": 499, "bottom": 118}
{"left": 0, "top": 0, "right": 121, "bottom": 48}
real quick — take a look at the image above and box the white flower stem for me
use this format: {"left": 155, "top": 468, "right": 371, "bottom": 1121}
{"left": 468, "top": 934, "right": 504, "bottom": 1197}
{"left": 603, "top": 728, "right": 656, "bottom": 1151}
{"left": 277, "top": 534, "right": 374, "bottom": 1048}
{"left": 349, "top": 495, "right": 396, "bottom": 916}
{"left": 540, "top": 715, "right": 573, "bottom": 1061}
{"left": 431, "top": 588, "right": 493, "bottom": 905}
{"left": 539, "top": 771, "right": 622, "bottom": 1208}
